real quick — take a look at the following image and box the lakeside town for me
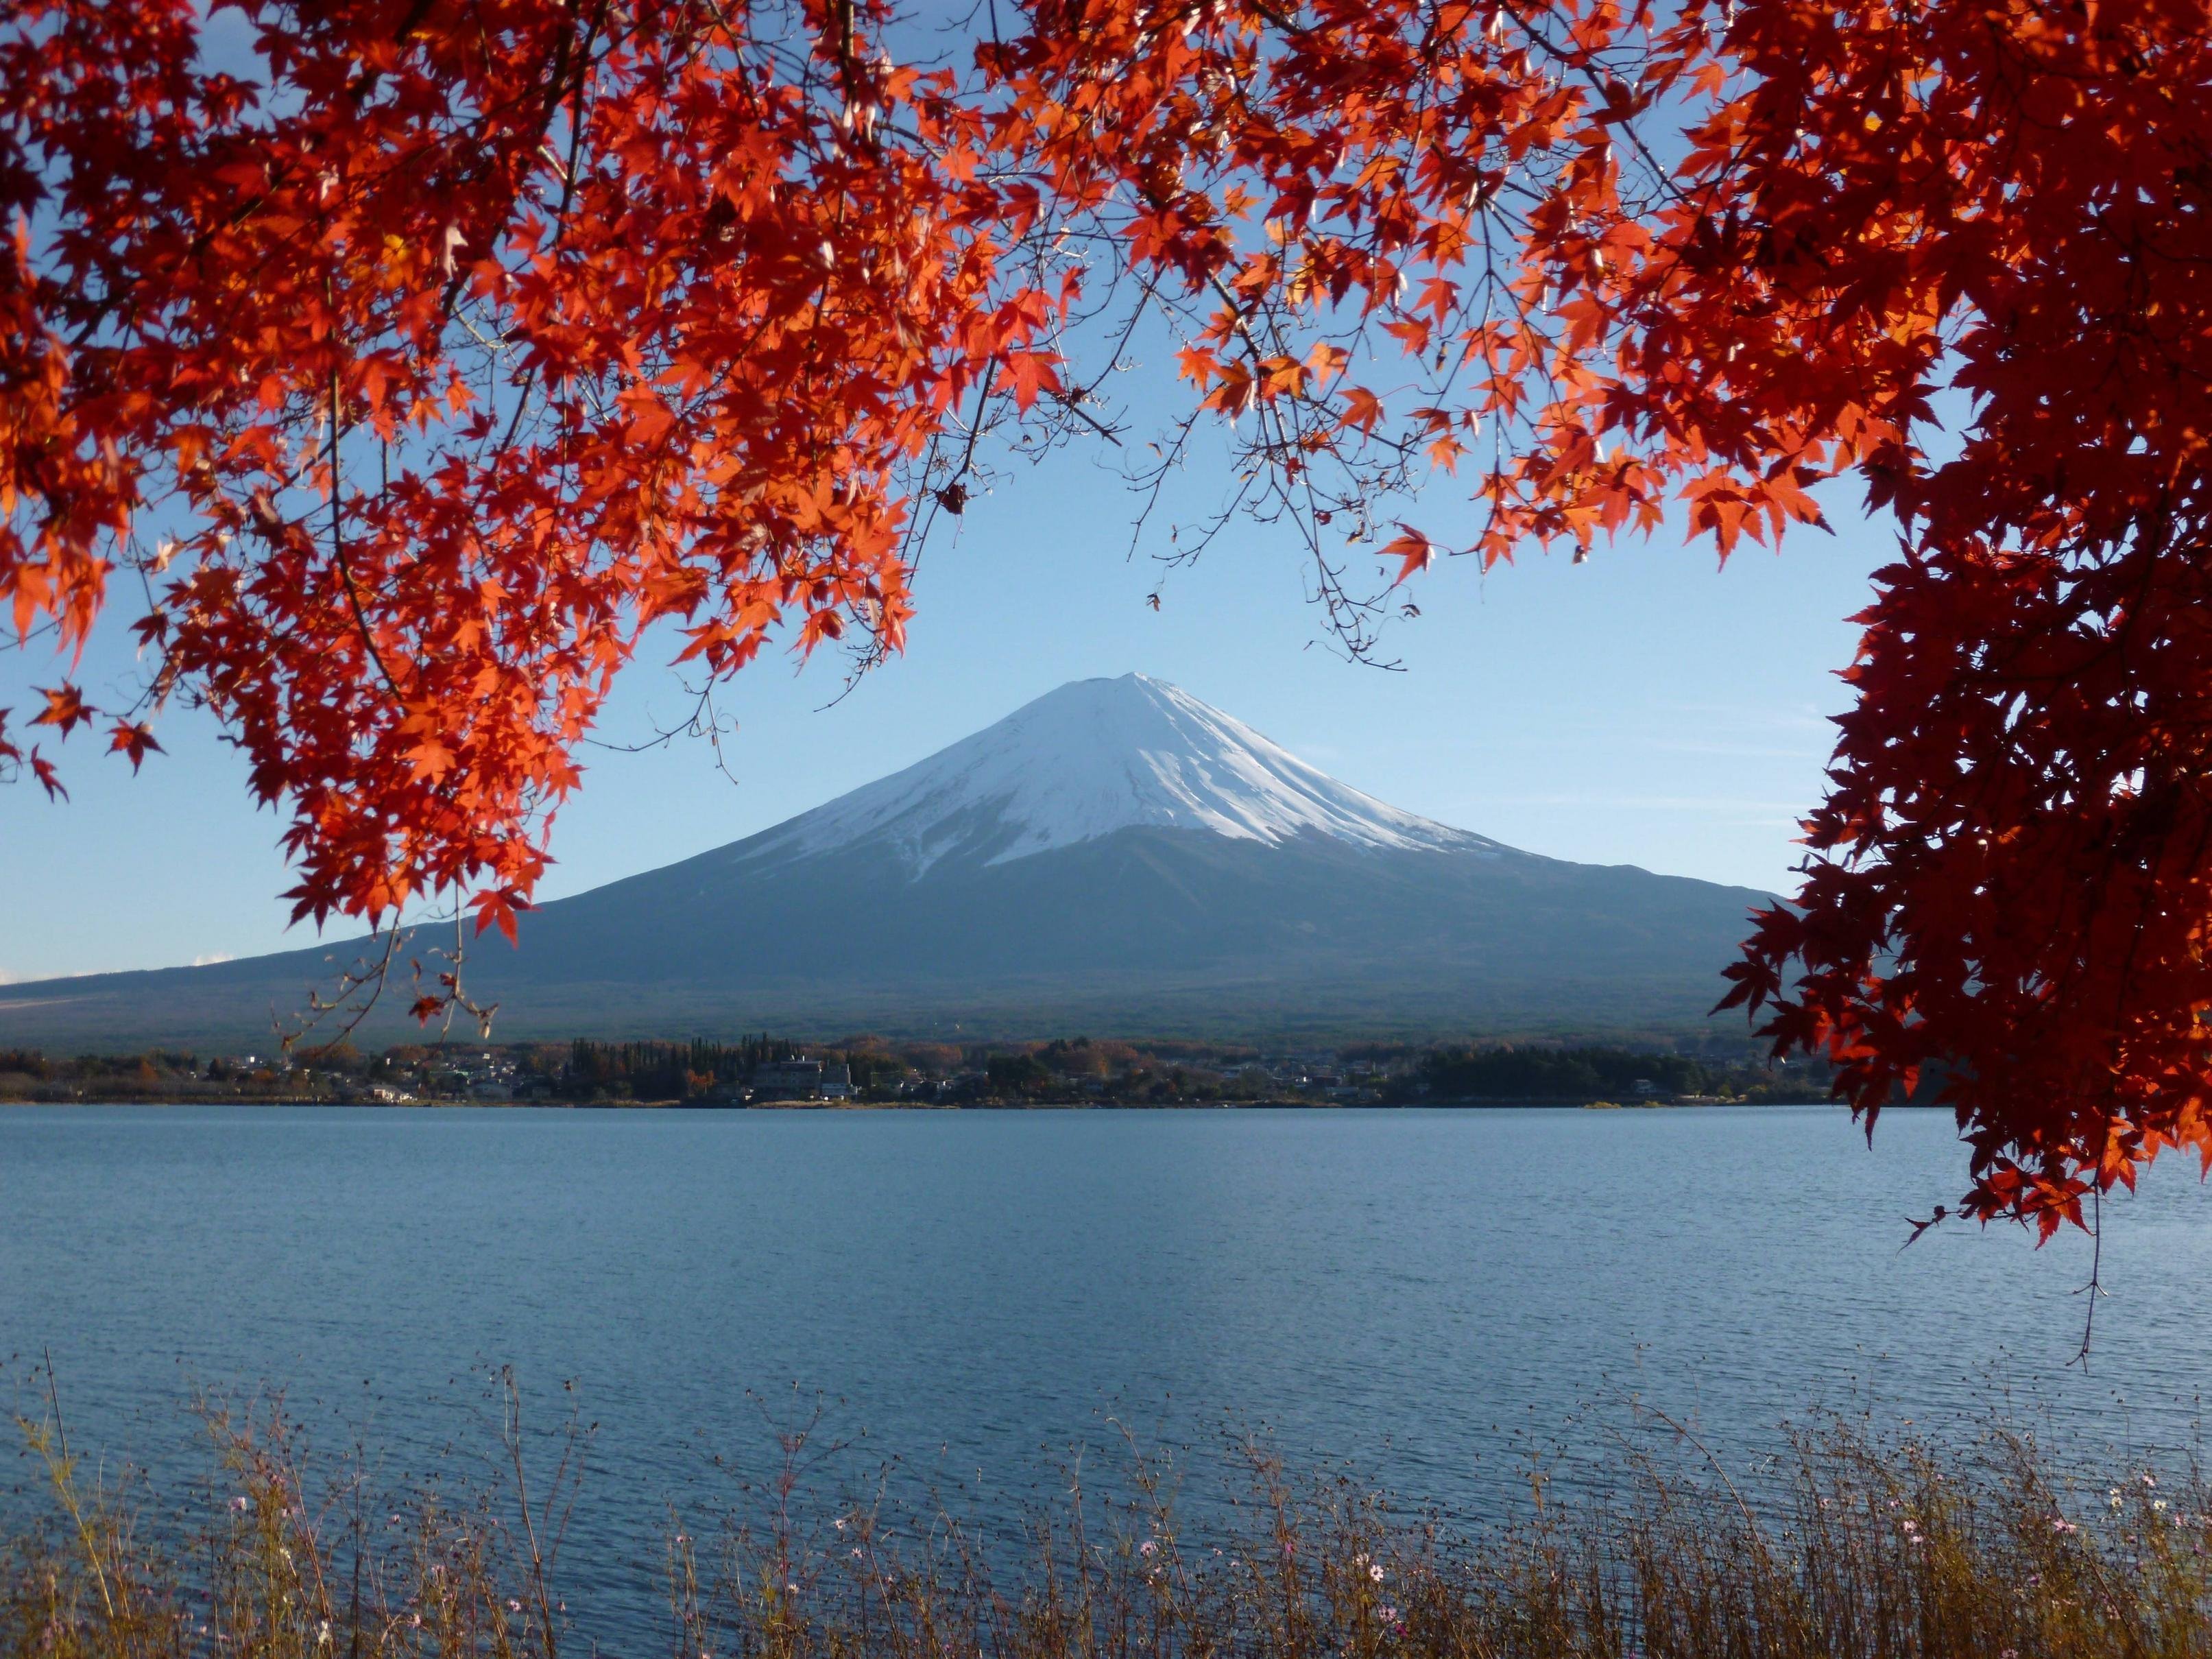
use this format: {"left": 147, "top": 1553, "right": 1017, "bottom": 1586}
{"left": 0, "top": 1035, "right": 1834, "bottom": 1108}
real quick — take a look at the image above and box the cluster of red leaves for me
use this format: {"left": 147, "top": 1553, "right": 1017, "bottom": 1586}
{"left": 3, "top": 0, "right": 1048, "bottom": 936}
{"left": 4, "top": 0, "right": 2209, "bottom": 1226}
{"left": 1690, "top": 0, "right": 2212, "bottom": 1237}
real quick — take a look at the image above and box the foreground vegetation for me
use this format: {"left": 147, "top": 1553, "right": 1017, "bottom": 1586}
{"left": 0, "top": 1038, "right": 1828, "bottom": 1108}
{"left": 3, "top": 1392, "right": 2204, "bottom": 1659}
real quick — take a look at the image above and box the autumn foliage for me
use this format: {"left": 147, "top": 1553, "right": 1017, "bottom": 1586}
{"left": 3, "top": 0, "right": 2209, "bottom": 1229}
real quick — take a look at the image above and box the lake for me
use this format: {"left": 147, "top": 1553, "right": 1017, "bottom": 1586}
{"left": 3, "top": 1104, "right": 2207, "bottom": 1640}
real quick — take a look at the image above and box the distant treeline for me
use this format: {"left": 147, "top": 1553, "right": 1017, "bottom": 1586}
{"left": 0, "top": 1046, "right": 330, "bottom": 1102}
{"left": 558, "top": 1035, "right": 802, "bottom": 1099}
{"left": 1402, "top": 1044, "right": 1817, "bottom": 1102}
{"left": 550, "top": 1036, "right": 930, "bottom": 1099}
{"left": 0, "top": 1049, "right": 205, "bottom": 1081}
{"left": 1, "top": 1035, "right": 1834, "bottom": 1107}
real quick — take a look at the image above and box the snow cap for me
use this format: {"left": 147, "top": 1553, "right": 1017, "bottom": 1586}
{"left": 738, "top": 673, "right": 1488, "bottom": 875}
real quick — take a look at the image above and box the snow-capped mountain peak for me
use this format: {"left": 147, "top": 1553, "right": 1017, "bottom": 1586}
{"left": 734, "top": 673, "right": 1495, "bottom": 876}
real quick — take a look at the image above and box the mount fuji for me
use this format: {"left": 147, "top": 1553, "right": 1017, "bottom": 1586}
{"left": 732, "top": 673, "right": 1492, "bottom": 873}
{"left": 0, "top": 675, "right": 1774, "bottom": 1047}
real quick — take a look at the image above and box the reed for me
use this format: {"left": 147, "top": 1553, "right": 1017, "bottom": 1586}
{"left": 6, "top": 1383, "right": 2205, "bottom": 1659}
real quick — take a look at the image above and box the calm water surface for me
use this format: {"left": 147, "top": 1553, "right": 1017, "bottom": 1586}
{"left": 3, "top": 1106, "right": 2208, "bottom": 1636}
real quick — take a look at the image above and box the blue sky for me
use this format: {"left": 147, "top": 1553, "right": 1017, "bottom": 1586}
{"left": 3, "top": 420, "right": 1891, "bottom": 983}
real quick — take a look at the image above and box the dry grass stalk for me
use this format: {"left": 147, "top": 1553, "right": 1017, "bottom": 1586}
{"left": 6, "top": 1393, "right": 2207, "bottom": 1659}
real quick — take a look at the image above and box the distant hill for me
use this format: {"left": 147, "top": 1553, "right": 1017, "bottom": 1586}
{"left": 0, "top": 675, "right": 1772, "bottom": 1051}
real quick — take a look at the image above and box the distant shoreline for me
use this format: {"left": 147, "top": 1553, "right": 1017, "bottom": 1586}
{"left": 3, "top": 1035, "right": 1848, "bottom": 1109}
{"left": 4, "top": 1093, "right": 1851, "bottom": 1111}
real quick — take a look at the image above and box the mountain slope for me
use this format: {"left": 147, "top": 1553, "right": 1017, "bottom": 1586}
{"left": 0, "top": 676, "right": 1772, "bottom": 1049}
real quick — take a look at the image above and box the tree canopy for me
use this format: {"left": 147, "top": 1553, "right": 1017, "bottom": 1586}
{"left": 4, "top": 0, "right": 2208, "bottom": 1232}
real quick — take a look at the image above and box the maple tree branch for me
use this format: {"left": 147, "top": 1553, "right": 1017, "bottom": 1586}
{"left": 278, "top": 925, "right": 406, "bottom": 1058}
{"left": 490, "top": 0, "right": 611, "bottom": 464}
{"left": 2071, "top": 1170, "right": 2107, "bottom": 1368}
{"left": 577, "top": 678, "right": 743, "bottom": 788}
{"left": 329, "top": 339, "right": 407, "bottom": 706}
{"left": 1046, "top": 386, "right": 1122, "bottom": 445}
